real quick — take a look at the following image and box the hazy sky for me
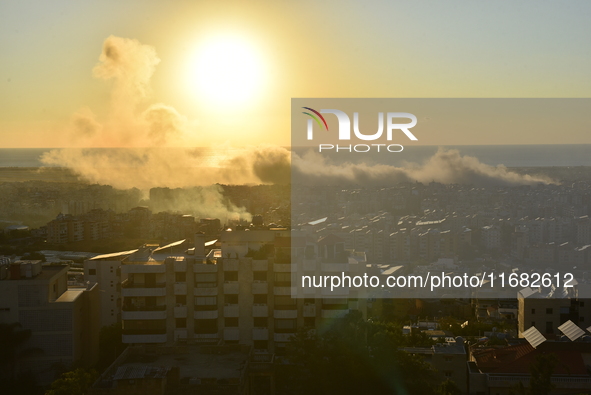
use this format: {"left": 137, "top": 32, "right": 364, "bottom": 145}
{"left": 1, "top": 0, "right": 591, "bottom": 147}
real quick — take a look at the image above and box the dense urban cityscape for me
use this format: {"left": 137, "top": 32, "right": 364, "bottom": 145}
{"left": 2, "top": 165, "right": 591, "bottom": 394}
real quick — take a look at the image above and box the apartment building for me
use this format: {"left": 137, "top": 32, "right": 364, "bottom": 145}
{"left": 118, "top": 230, "right": 367, "bottom": 354}
{"left": 517, "top": 286, "right": 591, "bottom": 338}
{"left": 84, "top": 250, "right": 134, "bottom": 327}
{"left": 0, "top": 260, "right": 99, "bottom": 384}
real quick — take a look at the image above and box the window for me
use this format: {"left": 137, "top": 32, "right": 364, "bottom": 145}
{"left": 176, "top": 295, "right": 186, "bottom": 305}
{"left": 89, "top": 269, "right": 96, "bottom": 275}
{"left": 274, "top": 295, "right": 296, "bottom": 308}
{"left": 175, "top": 272, "right": 186, "bottom": 282}
{"left": 581, "top": 317, "right": 585, "bottom": 322}
{"left": 225, "top": 294, "right": 238, "bottom": 304}
{"left": 253, "top": 294, "right": 267, "bottom": 304}
{"left": 444, "top": 372, "right": 452, "bottom": 378}
{"left": 304, "top": 317, "right": 315, "bottom": 327}
{"left": 581, "top": 302, "right": 585, "bottom": 307}
{"left": 546, "top": 308, "right": 553, "bottom": 314}
{"left": 224, "top": 271, "right": 238, "bottom": 281}
{"left": 254, "top": 317, "right": 267, "bottom": 327}
{"left": 225, "top": 317, "right": 239, "bottom": 327}
{"left": 176, "top": 318, "right": 186, "bottom": 328}
{"left": 531, "top": 308, "right": 536, "bottom": 314}
{"left": 546, "top": 322, "right": 554, "bottom": 334}
{"left": 253, "top": 340, "right": 268, "bottom": 350}
{"left": 531, "top": 321, "right": 536, "bottom": 328}
{"left": 253, "top": 271, "right": 267, "bottom": 281}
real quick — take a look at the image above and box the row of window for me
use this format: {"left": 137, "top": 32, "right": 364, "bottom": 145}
{"left": 174, "top": 317, "right": 314, "bottom": 331}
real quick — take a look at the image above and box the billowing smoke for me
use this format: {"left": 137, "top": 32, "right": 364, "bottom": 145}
{"left": 41, "top": 34, "right": 553, "bottom": 220}
{"left": 150, "top": 185, "right": 251, "bottom": 222}
{"left": 93, "top": 35, "right": 160, "bottom": 106}
{"left": 40, "top": 146, "right": 290, "bottom": 189}
{"left": 292, "top": 148, "right": 555, "bottom": 187}
{"left": 40, "top": 35, "right": 288, "bottom": 221}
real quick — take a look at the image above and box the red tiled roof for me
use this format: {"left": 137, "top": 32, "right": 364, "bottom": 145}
{"left": 473, "top": 342, "right": 590, "bottom": 375}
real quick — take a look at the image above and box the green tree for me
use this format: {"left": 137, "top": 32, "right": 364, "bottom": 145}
{"left": 437, "top": 379, "right": 462, "bottom": 395}
{"left": 529, "top": 353, "right": 557, "bottom": 395}
{"left": 45, "top": 368, "right": 98, "bottom": 395}
{"left": 510, "top": 353, "right": 558, "bottom": 395}
{"left": 283, "top": 311, "right": 439, "bottom": 395}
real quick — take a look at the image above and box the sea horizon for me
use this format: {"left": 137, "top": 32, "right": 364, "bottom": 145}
{"left": 1, "top": 144, "right": 591, "bottom": 168}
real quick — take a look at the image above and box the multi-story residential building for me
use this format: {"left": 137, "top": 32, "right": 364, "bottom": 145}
{"left": 481, "top": 225, "right": 501, "bottom": 250}
{"left": 517, "top": 286, "right": 591, "bottom": 338}
{"left": 0, "top": 260, "right": 99, "bottom": 384}
{"left": 84, "top": 250, "right": 133, "bottom": 328}
{"left": 116, "top": 230, "right": 367, "bottom": 354}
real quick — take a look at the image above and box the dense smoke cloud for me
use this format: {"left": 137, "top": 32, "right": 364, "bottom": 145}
{"left": 42, "top": 35, "right": 553, "bottom": 214}
{"left": 93, "top": 35, "right": 160, "bottom": 105}
{"left": 292, "top": 148, "right": 555, "bottom": 187}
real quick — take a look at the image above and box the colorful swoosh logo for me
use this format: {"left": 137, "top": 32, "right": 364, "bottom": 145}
{"left": 302, "top": 107, "right": 329, "bottom": 131}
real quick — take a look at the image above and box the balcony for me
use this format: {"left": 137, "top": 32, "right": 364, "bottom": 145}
{"left": 274, "top": 309, "right": 298, "bottom": 319}
{"left": 122, "top": 306, "right": 167, "bottom": 320}
{"left": 303, "top": 304, "right": 316, "bottom": 317}
{"left": 273, "top": 263, "right": 293, "bottom": 273}
{"left": 223, "top": 328, "right": 240, "bottom": 341}
{"left": 252, "top": 305, "right": 268, "bottom": 317}
{"left": 193, "top": 263, "right": 218, "bottom": 272}
{"left": 274, "top": 333, "right": 295, "bottom": 342}
{"left": 252, "top": 260, "right": 268, "bottom": 271}
{"left": 194, "top": 310, "right": 218, "bottom": 319}
{"left": 224, "top": 304, "right": 240, "bottom": 317}
{"left": 223, "top": 281, "right": 239, "bottom": 294}
{"left": 194, "top": 287, "right": 218, "bottom": 296}
{"left": 253, "top": 328, "right": 269, "bottom": 340}
{"left": 193, "top": 333, "right": 219, "bottom": 342}
{"left": 223, "top": 259, "right": 239, "bottom": 271}
{"left": 121, "top": 283, "right": 167, "bottom": 297}
{"left": 273, "top": 286, "right": 292, "bottom": 295}
{"left": 252, "top": 281, "right": 268, "bottom": 294}
{"left": 121, "top": 264, "right": 166, "bottom": 274}
{"left": 174, "top": 329, "right": 187, "bottom": 340}
{"left": 174, "top": 283, "right": 187, "bottom": 295}
{"left": 174, "top": 305, "right": 187, "bottom": 318}
{"left": 122, "top": 333, "right": 167, "bottom": 344}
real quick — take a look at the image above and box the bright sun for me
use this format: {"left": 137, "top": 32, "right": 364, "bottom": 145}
{"left": 189, "top": 36, "right": 264, "bottom": 105}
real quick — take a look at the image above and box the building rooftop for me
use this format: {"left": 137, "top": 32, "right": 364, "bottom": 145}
{"left": 99, "top": 345, "right": 250, "bottom": 387}
{"left": 472, "top": 341, "right": 591, "bottom": 375}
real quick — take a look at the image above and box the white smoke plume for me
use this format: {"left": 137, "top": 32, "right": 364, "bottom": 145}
{"left": 292, "top": 148, "right": 555, "bottom": 187}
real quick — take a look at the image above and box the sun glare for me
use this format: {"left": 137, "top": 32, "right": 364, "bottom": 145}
{"left": 188, "top": 35, "right": 265, "bottom": 105}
